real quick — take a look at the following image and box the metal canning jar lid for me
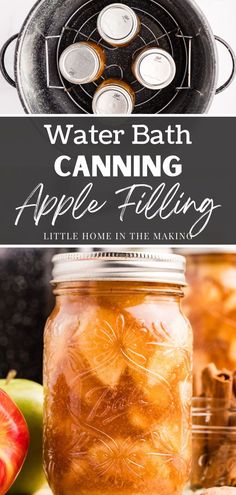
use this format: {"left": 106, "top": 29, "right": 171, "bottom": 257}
{"left": 52, "top": 251, "right": 186, "bottom": 285}
{"left": 59, "top": 42, "right": 104, "bottom": 84}
{"left": 92, "top": 81, "right": 134, "bottom": 114}
{"left": 97, "top": 3, "right": 140, "bottom": 46}
{"left": 133, "top": 47, "right": 176, "bottom": 90}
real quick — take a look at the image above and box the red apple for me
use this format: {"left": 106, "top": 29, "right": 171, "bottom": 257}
{"left": 0, "top": 389, "right": 29, "bottom": 495}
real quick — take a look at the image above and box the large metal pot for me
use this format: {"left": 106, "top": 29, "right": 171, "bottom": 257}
{"left": 1, "top": 0, "right": 235, "bottom": 114}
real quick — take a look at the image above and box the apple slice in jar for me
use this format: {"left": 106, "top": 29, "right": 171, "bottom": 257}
{"left": 44, "top": 421, "right": 89, "bottom": 493}
{"left": 89, "top": 436, "right": 176, "bottom": 487}
{"left": 179, "top": 379, "right": 192, "bottom": 409}
{"left": 76, "top": 307, "right": 154, "bottom": 389}
{"left": 151, "top": 426, "right": 191, "bottom": 492}
{"left": 129, "top": 381, "right": 191, "bottom": 453}
{"left": 45, "top": 372, "right": 72, "bottom": 424}
{"left": 130, "top": 319, "right": 191, "bottom": 401}
{"left": 152, "top": 419, "right": 183, "bottom": 454}
{"left": 128, "top": 382, "right": 174, "bottom": 430}
{"left": 44, "top": 312, "right": 84, "bottom": 383}
{"left": 128, "top": 319, "right": 191, "bottom": 430}
{"left": 146, "top": 345, "right": 191, "bottom": 386}
{"left": 77, "top": 308, "right": 127, "bottom": 388}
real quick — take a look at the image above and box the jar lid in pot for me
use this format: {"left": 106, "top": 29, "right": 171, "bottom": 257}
{"left": 59, "top": 42, "right": 104, "bottom": 84}
{"left": 52, "top": 251, "right": 186, "bottom": 285}
{"left": 132, "top": 47, "right": 176, "bottom": 90}
{"left": 92, "top": 80, "right": 135, "bottom": 114}
{"left": 97, "top": 3, "right": 140, "bottom": 46}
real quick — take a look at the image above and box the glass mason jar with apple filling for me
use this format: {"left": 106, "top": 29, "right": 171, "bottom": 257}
{"left": 43, "top": 252, "right": 192, "bottom": 495}
{"left": 182, "top": 249, "right": 236, "bottom": 396}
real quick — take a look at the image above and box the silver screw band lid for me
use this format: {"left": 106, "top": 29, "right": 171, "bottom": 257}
{"left": 52, "top": 251, "right": 186, "bottom": 285}
{"left": 92, "top": 83, "right": 134, "bottom": 114}
{"left": 133, "top": 47, "right": 176, "bottom": 90}
{"left": 97, "top": 3, "right": 139, "bottom": 45}
{"left": 59, "top": 43, "right": 101, "bottom": 84}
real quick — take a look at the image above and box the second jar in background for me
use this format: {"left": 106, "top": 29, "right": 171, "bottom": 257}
{"left": 183, "top": 250, "right": 236, "bottom": 395}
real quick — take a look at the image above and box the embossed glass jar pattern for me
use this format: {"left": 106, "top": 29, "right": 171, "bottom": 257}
{"left": 43, "top": 252, "right": 192, "bottom": 495}
{"left": 190, "top": 398, "right": 236, "bottom": 492}
{"left": 183, "top": 251, "right": 236, "bottom": 395}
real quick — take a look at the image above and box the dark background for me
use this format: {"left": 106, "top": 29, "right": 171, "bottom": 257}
{"left": 0, "top": 248, "right": 72, "bottom": 383}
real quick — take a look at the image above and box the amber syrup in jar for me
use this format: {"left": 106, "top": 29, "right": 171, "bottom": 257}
{"left": 43, "top": 252, "right": 192, "bottom": 495}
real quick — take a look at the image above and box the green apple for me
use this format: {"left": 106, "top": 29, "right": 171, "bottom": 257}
{"left": 0, "top": 373, "right": 46, "bottom": 494}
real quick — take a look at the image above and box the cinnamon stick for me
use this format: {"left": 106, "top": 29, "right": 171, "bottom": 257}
{"left": 202, "top": 363, "right": 232, "bottom": 440}
{"left": 232, "top": 371, "right": 236, "bottom": 407}
{"left": 202, "top": 363, "right": 233, "bottom": 403}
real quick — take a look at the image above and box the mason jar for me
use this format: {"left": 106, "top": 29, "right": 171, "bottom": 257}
{"left": 43, "top": 251, "right": 192, "bottom": 495}
{"left": 92, "top": 79, "right": 135, "bottom": 115}
{"left": 59, "top": 42, "right": 106, "bottom": 85}
{"left": 97, "top": 4, "right": 140, "bottom": 47}
{"left": 182, "top": 249, "right": 236, "bottom": 395}
{"left": 132, "top": 47, "right": 176, "bottom": 90}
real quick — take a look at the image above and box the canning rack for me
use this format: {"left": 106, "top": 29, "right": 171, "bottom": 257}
{"left": 44, "top": 0, "right": 201, "bottom": 114}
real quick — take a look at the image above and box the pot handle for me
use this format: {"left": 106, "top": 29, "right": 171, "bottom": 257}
{"left": 215, "top": 35, "right": 236, "bottom": 94}
{"left": 0, "top": 34, "right": 18, "bottom": 88}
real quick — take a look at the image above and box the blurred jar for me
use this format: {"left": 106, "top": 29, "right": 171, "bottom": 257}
{"left": 183, "top": 250, "right": 236, "bottom": 395}
{"left": 44, "top": 251, "right": 192, "bottom": 495}
{"left": 190, "top": 398, "right": 236, "bottom": 492}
